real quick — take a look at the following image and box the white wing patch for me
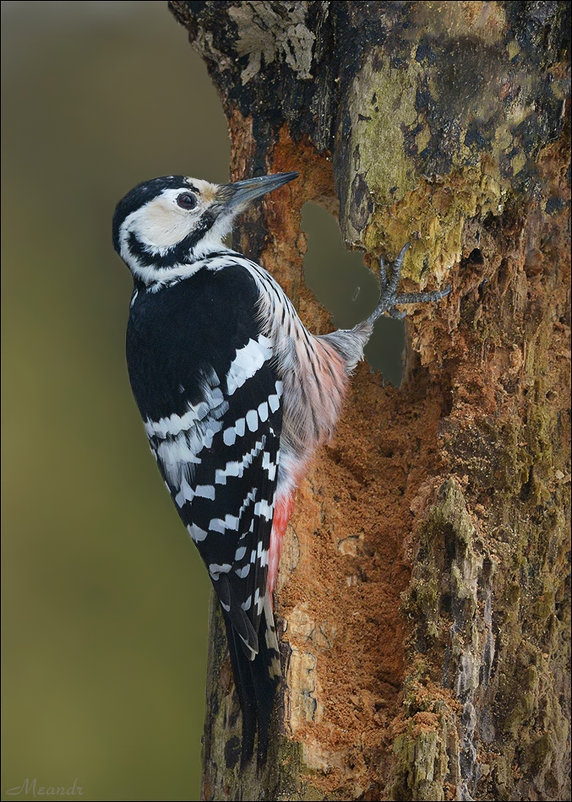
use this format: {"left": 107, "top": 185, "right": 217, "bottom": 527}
{"left": 146, "top": 367, "right": 228, "bottom": 488}
{"left": 155, "top": 419, "right": 223, "bottom": 486}
{"left": 144, "top": 395, "right": 220, "bottom": 439}
{"left": 214, "top": 440, "right": 266, "bottom": 485}
{"left": 262, "top": 450, "right": 277, "bottom": 481}
{"left": 226, "top": 336, "right": 273, "bottom": 395}
{"left": 268, "top": 382, "right": 282, "bottom": 413}
{"left": 246, "top": 409, "right": 258, "bottom": 432}
{"left": 208, "top": 562, "right": 232, "bottom": 580}
{"left": 254, "top": 499, "right": 274, "bottom": 521}
{"left": 187, "top": 522, "right": 208, "bottom": 542}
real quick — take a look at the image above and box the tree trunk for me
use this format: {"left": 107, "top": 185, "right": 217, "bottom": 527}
{"left": 168, "top": 2, "right": 570, "bottom": 800}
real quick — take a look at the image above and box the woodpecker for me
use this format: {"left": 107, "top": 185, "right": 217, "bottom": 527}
{"left": 112, "top": 172, "right": 450, "bottom": 764}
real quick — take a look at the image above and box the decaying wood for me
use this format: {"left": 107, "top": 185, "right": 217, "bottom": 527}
{"left": 168, "top": 2, "right": 570, "bottom": 800}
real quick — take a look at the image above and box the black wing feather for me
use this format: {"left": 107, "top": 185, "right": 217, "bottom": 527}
{"left": 127, "top": 263, "right": 282, "bottom": 762}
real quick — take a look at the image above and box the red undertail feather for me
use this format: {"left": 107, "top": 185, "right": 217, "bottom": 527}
{"left": 267, "top": 492, "right": 294, "bottom": 596}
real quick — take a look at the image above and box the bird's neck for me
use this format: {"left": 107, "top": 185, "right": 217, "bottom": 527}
{"left": 129, "top": 242, "right": 239, "bottom": 293}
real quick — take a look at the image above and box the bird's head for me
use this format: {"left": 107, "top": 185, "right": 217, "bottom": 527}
{"left": 112, "top": 172, "right": 298, "bottom": 286}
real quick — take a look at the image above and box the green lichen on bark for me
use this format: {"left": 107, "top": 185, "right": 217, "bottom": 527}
{"left": 339, "top": 1, "right": 569, "bottom": 283}
{"left": 397, "top": 447, "right": 570, "bottom": 799}
{"left": 340, "top": 45, "right": 509, "bottom": 281}
{"left": 391, "top": 725, "right": 451, "bottom": 802}
{"left": 395, "top": 480, "right": 494, "bottom": 800}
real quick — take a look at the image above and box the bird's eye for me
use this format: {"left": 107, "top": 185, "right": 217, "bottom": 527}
{"left": 176, "top": 192, "right": 197, "bottom": 210}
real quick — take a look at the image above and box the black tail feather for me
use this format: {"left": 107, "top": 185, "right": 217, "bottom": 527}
{"left": 224, "top": 616, "right": 257, "bottom": 765}
{"left": 252, "top": 607, "right": 279, "bottom": 765}
{"left": 222, "top": 607, "right": 279, "bottom": 766}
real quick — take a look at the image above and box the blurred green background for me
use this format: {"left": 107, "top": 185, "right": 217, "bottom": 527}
{"left": 1, "top": 2, "right": 402, "bottom": 799}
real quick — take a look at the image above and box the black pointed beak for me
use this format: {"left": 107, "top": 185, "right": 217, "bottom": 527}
{"left": 217, "top": 172, "right": 298, "bottom": 209}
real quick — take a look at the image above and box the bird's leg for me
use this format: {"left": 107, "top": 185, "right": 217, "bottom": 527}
{"left": 378, "top": 254, "right": 388, "bottom": 293}
{"left": 367, "top": 243, "right": 451, "bottom": 323}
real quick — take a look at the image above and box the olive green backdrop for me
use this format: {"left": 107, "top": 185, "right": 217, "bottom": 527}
{"left": 1, "top": 3, "right": 402, "bottom": 799}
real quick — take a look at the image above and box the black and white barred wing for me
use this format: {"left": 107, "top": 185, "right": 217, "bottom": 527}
{"left": 145, "top": 338, "right": 283, "bottom": 660}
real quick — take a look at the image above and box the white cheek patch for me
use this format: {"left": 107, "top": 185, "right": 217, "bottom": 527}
{"left": 137, "top": 196, "right": 196, "bottom": 248}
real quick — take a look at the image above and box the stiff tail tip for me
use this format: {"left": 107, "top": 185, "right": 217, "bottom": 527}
{"left": 223, "top": 596, "right": 281, "bottom": 767}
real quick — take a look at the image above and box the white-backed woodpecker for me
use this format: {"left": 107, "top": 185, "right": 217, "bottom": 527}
{"left": 112, "top": 172, "right": 450, "bottom": 764}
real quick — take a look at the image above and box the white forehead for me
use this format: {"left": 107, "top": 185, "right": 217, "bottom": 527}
{"left": 183, "top": 177, "right": 218, "bottom": 202}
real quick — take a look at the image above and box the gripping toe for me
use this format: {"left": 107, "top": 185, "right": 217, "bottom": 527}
{"left": 368, "top": 244, "right": 449, "bottom": 323}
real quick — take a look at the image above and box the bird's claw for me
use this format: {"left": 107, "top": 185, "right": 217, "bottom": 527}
{"left": 368, "top": 243, "right": 450, "bottom": 324}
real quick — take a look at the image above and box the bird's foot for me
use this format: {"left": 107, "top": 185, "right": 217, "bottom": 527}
{"left": 368, "top": 243, "right": 451, "bottom": 323}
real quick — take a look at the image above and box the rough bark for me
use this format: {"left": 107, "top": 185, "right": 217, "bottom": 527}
{"left": 168, "top": 2, "right": 570, "bottom": 800}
